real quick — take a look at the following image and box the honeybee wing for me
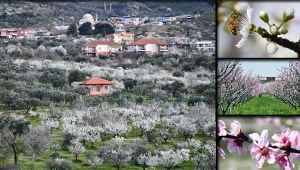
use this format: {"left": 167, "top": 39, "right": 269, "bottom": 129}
{"left": 224, "top": 10, "right": 246, "bottom": 36}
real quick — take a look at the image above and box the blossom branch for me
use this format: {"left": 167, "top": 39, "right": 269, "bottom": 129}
{"left": 260, "top": 32, "right": 300, "bottom": 57}
{"left": 220, "top": 133, "right": 300, "bottom": 155}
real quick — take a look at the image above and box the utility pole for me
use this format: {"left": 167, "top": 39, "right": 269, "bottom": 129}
{"left": 110, "top": 2, "right": 112, "bottom": 12}
{"left": 104, "top": 2, "right": 106, "bottom": 12}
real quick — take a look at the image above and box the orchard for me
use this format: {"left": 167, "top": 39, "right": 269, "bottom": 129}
{"left": 217, "top": 60, "right": 263, "bottom": 114}
{"left": 217, "top": 60, "right": 300, "bottom": 114}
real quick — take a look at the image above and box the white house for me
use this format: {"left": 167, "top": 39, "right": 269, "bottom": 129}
{"left": 106, "top": 33, "right": 134, "bottom": 45}
{"left": 127, "top": 38, "right": 169, "bottom": 55}
{"left": 82, "top": 40, "right": 122, "bottom": 57}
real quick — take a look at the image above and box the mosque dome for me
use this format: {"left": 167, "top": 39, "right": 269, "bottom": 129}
{"left": 83, "top": 14, "right": 94, "bottom": 21}
{"left": 79, "top": 14, "right": 95, "bottom": 25}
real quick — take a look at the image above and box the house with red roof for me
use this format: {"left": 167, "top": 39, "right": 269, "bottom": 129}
{"left": 79, "top": 77, "right": 114, "bottom": 96}
{"left": 0, "top": 30, "right": 9, "bottom": 39}
{"left": 127, "top": 38, "right": 169, "bottom": 55}
{"left": 14, "top": 28, "right": 28, "bottom": 38}
{"left": 106, "top": 33, "right": 134, "bottom": 45}
{"left": 82, "top": 40, "right": 122, "bottom": 57}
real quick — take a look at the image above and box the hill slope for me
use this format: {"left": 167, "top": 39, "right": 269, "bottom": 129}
{"left": 0, "top": 1, "right": 215, "bottom": 29}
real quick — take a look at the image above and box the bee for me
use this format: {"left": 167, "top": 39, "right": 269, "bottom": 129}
{"left": 225, "top": 10, "right": 247, "bottom": 36}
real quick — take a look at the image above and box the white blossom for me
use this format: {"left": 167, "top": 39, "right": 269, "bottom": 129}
{"left": 68, "top": 139, "right": 85, "bottom": 161}
{"left": 235, "top": 6, "right": 254, "bottom": 48}
{"left": 157, "top": 149, "right": 190, "bottom": 169}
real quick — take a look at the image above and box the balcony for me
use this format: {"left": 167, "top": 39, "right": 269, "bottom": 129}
{"left": 159, "top": 46, "right": 168, "bottom": 51}
{"left": 134, "top": 48, "right": 145, "bottom": 51}
{"left": 82, "top": 49, "right": 96, "bottom": 53}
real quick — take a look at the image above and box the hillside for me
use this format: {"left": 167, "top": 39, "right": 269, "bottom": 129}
{"left": 0, "top": 1, "right": 215, "bottom": 29}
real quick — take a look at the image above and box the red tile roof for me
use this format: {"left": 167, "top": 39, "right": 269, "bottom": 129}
{"left": 128, "top": 38, "right": 168, "bottom": 46}
{"left": 106, "top": 33, "right": 134, "bottom": 37}
{"left": 79, "top": 77, "right": 114, "bottom": 85}
{"left": 84, "top": 40, "right": 121, "bottom": 47}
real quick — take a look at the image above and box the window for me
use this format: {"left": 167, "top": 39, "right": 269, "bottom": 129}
{"left": 104, "top": 85, "right": 109, "bottom": 91}
{"left": 89, "top": 86, "right": 94, "bottom": 91}
{"left": 96, "top": 85, "right": 100, "bottom": 92}
{"left": 97, "top": 47, "right": 101, "bottom": 50}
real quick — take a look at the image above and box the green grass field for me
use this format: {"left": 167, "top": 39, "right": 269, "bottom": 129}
{"left": 218, "top": 94, "right": 300, "bottom": 115}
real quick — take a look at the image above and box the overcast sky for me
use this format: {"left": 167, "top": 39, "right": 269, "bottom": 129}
{"left": 239, "top": 60, "right": 291, "bottom": 77}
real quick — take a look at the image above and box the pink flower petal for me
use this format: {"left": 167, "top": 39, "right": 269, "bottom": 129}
{"left": 266, "top": 152, "right": 276, "bottom": 164}
{"left": 227, "top": 141, "right": 237, "bottom": 153}
{"left": 256, "top": 154, "right": 265, "bottom": 168}
{"left": 230, "top": 120, "right": 241, "bottom": 135}
{"left": 282, "top": 127, "right": 290, "bottom": 137}
{"left": 289, "top": 130, "right": 298, "bottom": 143}
{"left": 218, "top": 145, "right": 225, "bottom": 159}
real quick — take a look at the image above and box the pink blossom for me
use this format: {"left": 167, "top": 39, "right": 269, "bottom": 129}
{"left": 218, "top": 145, "right": 225, "bottom": 159}
{"left": 250, "top": 129, "right": 278, "bottom": 168}
{"left": 272, "top": 127, "right": 298, "bottom": 148}
{"left": 249, "top": 129, "right": 269, "bottom": 151}
{"left": 277, "top": 153, "right": 294, "bottom": 170}
{"left": 218, "top": 120, "right": 226, "bottom": 136}
{"left": 223, "top": 120, "right": 247, "bottom": 158}
{"left": 217, "top": 120, "right": 226, "bottom": 159}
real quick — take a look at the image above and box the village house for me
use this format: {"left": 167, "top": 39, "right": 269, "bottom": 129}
{"left": 82, "top": 40, "right": 122, "bottom": 57}
{"left": 158, "top": 17, "right": 176, "bottom": 24}
{"left": 79, "top": 77, "right": 114, "bottom": 96}
{"left": 122, "top": 16, "right": 139, "bottom": 26}
{"left": 36, "top": 29, "right": 51, "bottom": 37}
{"left": 106, "top": 33, "right": 134, "bottom": 45}
{"left": 26, "top": 27, "right": 39, "bottom": 35}
{"left": 127, "top": 38, "right": 169, "bottom": 55}
{"left": 0, "top": 29, "right": 9, "bottom": 39}
{"left": 109, "top": 17, "right": 122, "bottom": 23}
{"left": 190, "top": 41, "right": 215, "bottom": 51}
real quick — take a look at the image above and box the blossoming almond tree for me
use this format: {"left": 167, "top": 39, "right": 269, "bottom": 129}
{"left": 268, "top": 61, "right": 300, "bottom": 110}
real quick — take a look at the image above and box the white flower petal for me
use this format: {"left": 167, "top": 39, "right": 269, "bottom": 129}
{"left": 235, "top": 37, "right": 248, "bottom": 48}
{"left": 240, "top": 24, "right": 250, "bottom": 38}
{"left": 247, "top": 6, "right": 254, "bottom": 23}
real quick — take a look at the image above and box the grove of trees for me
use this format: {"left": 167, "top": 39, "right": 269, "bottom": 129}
{"left": 217, "top": 60, "right": 264, "bottom": 114}
{"left": 268, "top": 61, "right": 300, "bottom": 109}
{"left": 0, "top": 36, "right": 215, "bottom": 169}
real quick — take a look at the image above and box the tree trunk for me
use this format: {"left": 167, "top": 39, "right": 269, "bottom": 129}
{"left": 117, "top": 164, "right": 122, "bottom": 170}
{"left": 91, "top": 142, "right": 94, "bottom": 148}
{"left": 12, "top": 146, "right": 18, "bottom": 164}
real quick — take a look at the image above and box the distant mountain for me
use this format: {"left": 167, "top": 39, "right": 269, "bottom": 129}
{"left": 0, "top": 1, "right": 215, "bottom": 29}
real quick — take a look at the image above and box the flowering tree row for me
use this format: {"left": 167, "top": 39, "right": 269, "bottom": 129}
{"left": 268, "top": 61, "right": 300, "bottom": 109}
{"left": 218, "top": 60, "right": 264, "bottom": 114}
{"left": 218, "top": 119, "right": 300, "bottom": 170}
{"left": 43, "top": 100, "right": 216, "bottom": 170}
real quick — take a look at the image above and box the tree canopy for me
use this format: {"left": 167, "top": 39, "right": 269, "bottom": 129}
{"left": 93, "top": 23, "right": 115, "bottom": 36}
{"left": 78, "top": 22, "right": 93, "bottom": 35}
{"left": 66, "top": 23, "right": 77, "bottom": 37}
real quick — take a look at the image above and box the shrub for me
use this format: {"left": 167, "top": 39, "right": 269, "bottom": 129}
{"left": 135, "top": 96, "right": 144, "bottom": 104}
{"left": 188, "top": 95, "right": 202, "bottom": 106}
{"left": 172, "top": 70, "right": 184, "bottom": 77}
